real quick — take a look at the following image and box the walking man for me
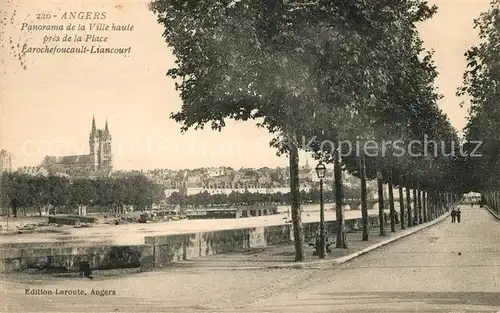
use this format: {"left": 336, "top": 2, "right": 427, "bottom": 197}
{"left": 456, "top": 208, "right": 461, "bottom": 223}
{"left": 451, "top": 207, "right": 456, "bottom": 223}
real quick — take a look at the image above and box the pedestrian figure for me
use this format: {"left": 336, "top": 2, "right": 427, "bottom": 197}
{"left": 451, "top": 208, "right": 456, "bottom": 223}
{"left": 471, "top": 203, "right": 473, "bottom": 208}
{"left": 78, "top": 261, "right": 93, "bottom": 280}
{"left": 456, "top": 208, "right": 461, "bottom": 223}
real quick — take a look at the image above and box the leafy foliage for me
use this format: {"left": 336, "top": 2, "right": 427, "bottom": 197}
{"left": 0, "top": 172, "right": 164, "bottom": 216}
{"left": 166, "top": 184, "right": 363, "bottom": 206}
{"left": 460, "top": 0, "right": 500, "bottom": 192}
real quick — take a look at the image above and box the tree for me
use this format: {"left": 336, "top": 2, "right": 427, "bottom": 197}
{"left": 1, "top": 172, "right": 11, "bottom": 215}
{"left": 305, "top": 0, "right": 441, "bottom": 242}
{"left": 168, "top": 191, "right": 184, "bottom": 206}
{"left": 93, "top": 178, "right": 113, "bottom": 210}
{"left": 71, "top": 179, "right": 97, "bottom": 208}
{"left": 149, "top": 0, "right": 347, "bottom": 260}
{"left": 460, "top": 0, "right": 500, "bottom": 204}
{"left": 7, "top": 174, "right": 36, "bottom": 216}
{"left": 150, "top": 0, "right": 452, "bottom": 257}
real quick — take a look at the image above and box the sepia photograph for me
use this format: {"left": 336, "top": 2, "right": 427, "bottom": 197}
{"left": 0, "top": 0, "right": 499, "bottom": 312}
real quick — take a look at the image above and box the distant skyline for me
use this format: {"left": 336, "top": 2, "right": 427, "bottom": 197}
{"left": 0, "top": 0, "right": 491, "bottom": 170}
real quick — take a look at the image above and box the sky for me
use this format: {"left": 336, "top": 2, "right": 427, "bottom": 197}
{"left": 0, "top": 0, "right": 492, "bottom": 170}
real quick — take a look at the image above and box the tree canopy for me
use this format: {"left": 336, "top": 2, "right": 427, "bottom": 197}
{"left": 460, "top": 0, "right": 500, "bottom": 193}
{"left": 0, "top": 172, "right": 164, "bottom": 216}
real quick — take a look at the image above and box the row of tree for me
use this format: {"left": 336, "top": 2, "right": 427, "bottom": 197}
{"left": 166, "top": 184, "right": 364, "bottom": 206}
{"left": 460, "top": 0, "right": 500, "bottom": 216}
{"left": 0, "top": 172, "right": 164, "bottom": 217}
{"left": 1, "top": 171, "right": 370, "bottom": 215}
{"left": 150, "top": 0, "right": 468, "bottom": 260}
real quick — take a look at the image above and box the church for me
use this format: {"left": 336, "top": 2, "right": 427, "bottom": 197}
{"left": 40, "top": 116, "right": 113, "bottom": 178}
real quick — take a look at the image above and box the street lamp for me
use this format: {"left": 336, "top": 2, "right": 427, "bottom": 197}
{"left": 315, "top": 161, "right": 327, "bottom": 258}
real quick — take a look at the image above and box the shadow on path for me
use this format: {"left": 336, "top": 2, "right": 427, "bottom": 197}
{"left": 312, "top": 291, "right": 500, "bottom": 307}
{"left": 246, "top": 291, "right": 500, "bottom": 313}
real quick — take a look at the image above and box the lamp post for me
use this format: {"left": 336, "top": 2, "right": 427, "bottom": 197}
{"left": 315, "top": 161, "right": 327, "bottom": 258}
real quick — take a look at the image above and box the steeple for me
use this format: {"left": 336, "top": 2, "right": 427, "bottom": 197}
{"left": 90, "top": 115, "right": 97, "bottom": 137}
{"left": 103, "top": 118, "right": 110, "bottom": 139}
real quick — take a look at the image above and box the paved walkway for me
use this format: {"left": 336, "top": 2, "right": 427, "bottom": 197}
{"left": 234, "top": 205, "right": 500, "bottom": 312}
{"left": 173, "top": 213, "right": 448, "bottom": 269}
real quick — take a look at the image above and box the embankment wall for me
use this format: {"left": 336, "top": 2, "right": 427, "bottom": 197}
{"left": 0, "top": 214, "right": 388, "bottom": 273}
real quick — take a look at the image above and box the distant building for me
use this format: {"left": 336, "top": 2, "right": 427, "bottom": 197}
{"left": 17, "top": 166, "right": 49, "bottom": 176}
{"left": 0, "top": 150, "right": 11, "bottom": 173}
{"left": 207, "top": 167, "right": 226, "bottom": 177}
{"left": 39, "top": 116, "right": 113, "bottom": 178}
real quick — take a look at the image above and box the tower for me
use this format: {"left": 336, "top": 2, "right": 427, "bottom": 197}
{"left": 89, "top": 116, "right": 99, "bottom": 171}
{"left": 0, "top": 150, "right": 11, "bottom": 173}
{"left": 99, "top": 118, "right": 113, "bottom": 170}
{"left": 89, "top": 116, "right": 112, "bottom": 172}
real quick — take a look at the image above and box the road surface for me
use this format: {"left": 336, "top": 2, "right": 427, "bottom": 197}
{"left": 2, "top": 205, "right": 497, "bottom": 313}
{"left": 238, "top": 205, "right": 500, "bottom": 313}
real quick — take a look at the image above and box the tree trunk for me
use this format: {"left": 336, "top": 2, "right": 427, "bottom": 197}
{"left": 388, "top": 168, "right": 396, "bottom": 233}
{"left": 417, "top": 185, "right": 422, "bottom": 224}
{"left": 444, "top": 192, "right": 447, "bottom": 210}
{"left": 423, "top": 190, "right": 427, "bottom": 223}
{"left": 497, "top": 193, "right": 500, "bottom": 214}
{"left": 359, "top": 154, "right": 369, "bottom": 241}
{"left": 334, "top": 149, "right": 347, "bottom": 248}
{"left": 437, "top": 192, "right": 441, "bottom": 215}
{"left": 495, "top": 191, "right": 500, "bottom": 212}
{"left": 495, "top": 192, "right": 498, "bottom": 211}
{"left": 413, "top": 186, "right": 418, "bottom": 224}
{"left": 426, "top": 191, "right": 430, "bottom": 221}
{"left": 12, "top": 203, "right": 17, "bottom": 218}
{"left": 376, "top": 162, "right": 386, "bottom": 236}
{"left": 399, "top": 177, "right": 405, "bottom": 230}
{"left": 288, "top": 134, "right": 305, "bottom": 261}
{"left": 440, "top": 192, "right": 444, "bottom": 215}
{"left": 492, "top": 192, "right": 495, "bottom": 211}
{"left": 429, "top": 191, "right": 436, "bottom": 220}
{"left": 406, "top": 184, "right": 412, "bottom": 227}
{"left": 434, "top": 192, "right": 438, "bottom": 217}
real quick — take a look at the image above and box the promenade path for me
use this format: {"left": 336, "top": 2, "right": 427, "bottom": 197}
{"left": 2, "top": 206, "right": 497, "bottom": 313}
{"left": 234, "top": 205, "right": 500, "bottom": 312}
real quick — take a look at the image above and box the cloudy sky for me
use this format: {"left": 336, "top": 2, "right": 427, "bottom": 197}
{"left": 0, "top": 0, "right": 492, "bottom": 170}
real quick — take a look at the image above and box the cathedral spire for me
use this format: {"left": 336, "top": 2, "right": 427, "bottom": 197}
{"left": 90, "top": 115, "right": 97, "bottom": 137}
{"left": 103, "top": 118, "right": 110, "bottom": 139}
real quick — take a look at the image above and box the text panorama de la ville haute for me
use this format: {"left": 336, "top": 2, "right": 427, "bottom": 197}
{"left": 20, "top": 11, "right": 134, "bottom": 55}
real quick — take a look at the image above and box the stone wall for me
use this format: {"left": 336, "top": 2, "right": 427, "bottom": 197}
{"left": 146, "top": 215, "right": 385, "bottom": 268}
{"left": 0, "top": 245, "right": 154, "bottom": 273}
{"left": 0, "top": 214, "right": 388, "bottom": 273}
{"left": 145, "top": 228, "right": 272, "bottom": 268}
